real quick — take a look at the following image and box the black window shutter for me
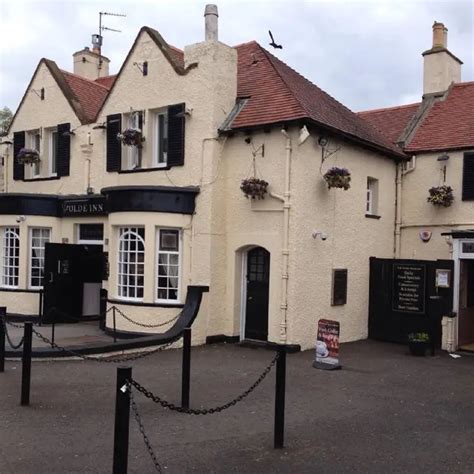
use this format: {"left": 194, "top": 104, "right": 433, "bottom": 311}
{"left": 106, "top": 114, "right": 122, "bottom": 172}
{"left": 332, "top": 269, "right": 348, "bottom": 306}
{"left": 167, "top": 103, "right": 185, "bottom": 167}
{"left": 13, "top": 131, "right": 25, "bottom": 181}
{"left": 462, "top": 153, "right": 474, "bottom": 201}
{"left": 57, "top": 123, "right": 71, "bottom": 177}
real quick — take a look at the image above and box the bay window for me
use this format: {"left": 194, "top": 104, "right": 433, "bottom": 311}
{"left": 117, "top": 227, "right": 145, "bottom": 300}
{"left": 29, "top": 228, "right": 51, "bottom": 288}
{"left": 156, "top": 229, "right": 181, "bottom": 302}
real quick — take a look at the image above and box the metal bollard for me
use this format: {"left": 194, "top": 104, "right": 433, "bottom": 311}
{"left": 181, "top": 327, "right": 192, "bottom": 409}
{"left": 0, "top": 307, "right": 6, "bottom": 373}
{"left": 21, "top": 323, "right": 33, "bottom": 406}
{"left": 274, "top": 347, "right": 287, "bottom": 449}
{"left": 113, "top": 307, "right": 117, "bottom": 343}
{"left": 113, "top": 366, "right": 132, "bottom": 474}
{"left": 38, "top": 290, "right": 44, "bottom": 326}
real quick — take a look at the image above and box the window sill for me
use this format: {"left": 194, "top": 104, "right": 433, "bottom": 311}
{"left": 23, "top": 176, "right": 61, "bottom": 182}
{"left": 365, "top": 214, "right": 381, "bottom": 220}
{"left": 118, "top": 166, "right": 170, "bottom": 174}
{"left": 0, "top": 287, "right": 41, "bottom": 293}
{"left": 107, "top": 298, "right": 184, "bottom": 308}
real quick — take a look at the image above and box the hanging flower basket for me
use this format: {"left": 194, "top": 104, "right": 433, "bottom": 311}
{"left": 240, "top": 177, "right": 269, "bottom": 200}
{"left": 427, "top": 185, "right": 453, "bottom": 207}
{"left": 323, "top": 167, "right": 351, "bottom": 190}
{"left": 17, "top": 148, "right": 40, "bottom": 165}
{"left": 117, "top": 128, "right": 145, "bottom": 148}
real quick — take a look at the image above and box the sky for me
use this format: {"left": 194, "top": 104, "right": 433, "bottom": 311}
{"left": 0, "top": 0, "right": 472, "bottom": 114}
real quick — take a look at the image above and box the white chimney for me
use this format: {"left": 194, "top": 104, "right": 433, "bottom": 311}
{"left": 423, "top": 21, "right": 462, "bottom": 96}
{"left": 204, "top": 4, "right": 218, "bottom": 41}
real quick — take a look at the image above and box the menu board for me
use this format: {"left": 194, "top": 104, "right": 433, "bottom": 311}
{"left": 392, "top": 264, "right": 426, "bottom": 314}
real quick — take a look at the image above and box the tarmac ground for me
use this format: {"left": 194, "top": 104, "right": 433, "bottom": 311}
{"left": 0, "top": 340, "right": 473, "bottom": 473}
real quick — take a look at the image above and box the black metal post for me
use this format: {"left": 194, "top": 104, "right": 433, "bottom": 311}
{"left": 51, "top": 309, "right": 56, "bottom": 346}
{"left": 181, "top": 327, "right": 192, "bottom": 409}
{"left": 38, "top": 290, "right": 44, "bottom": 326}
{"left": 21, "top": 323, "right": 33, "bottom": 406}
{"left": 274, "top": 347, "right": 287, "bottom": 449}
{"left": 0, "top": 307, "right": 6, "bottom": 373}
{"left": 113, "top": 366, "right": 132, "bottom": 474}
{"left": 113, "top": 307, "right": 117, "bottom": 343}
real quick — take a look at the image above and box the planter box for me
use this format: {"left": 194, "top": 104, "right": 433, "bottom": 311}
{"left": 408, "top": 340, "right": 428, "bottom": 356}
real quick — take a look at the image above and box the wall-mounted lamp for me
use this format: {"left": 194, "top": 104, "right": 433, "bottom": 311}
{"left": 15, "top": 215, "right": 26, "bottom": 223}
{"left": 312, "top": 230, "right": 328, "bottom": 241}
{"left": 437, "top": 153, "right": 450, "bottom": 162}
{"left": 62, "top": 128, "right": 78, "bottom": 137}
{"left": 298, "top": 125, "right": 310, "bottom": 145}
{"left": 175, "top": 107, "right": 193, "bottom": 118}
{"left": 318, "top": 136, "right": 328, "bottom": 147}
{"left": 437, "top": 153, "right": 450, "bottom": 182}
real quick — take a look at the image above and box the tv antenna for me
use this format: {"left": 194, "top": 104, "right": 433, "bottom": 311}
{"left": 93, "top": 11, "right": 126, "bottom": 72}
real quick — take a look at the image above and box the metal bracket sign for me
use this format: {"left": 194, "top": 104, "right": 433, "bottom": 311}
{"left": 392, "top": 263, "right": 426, "bottom": 314}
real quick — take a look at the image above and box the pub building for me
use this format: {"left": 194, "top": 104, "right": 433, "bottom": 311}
{"left": 0, "top": 7, "right": 473, "bottom": 352}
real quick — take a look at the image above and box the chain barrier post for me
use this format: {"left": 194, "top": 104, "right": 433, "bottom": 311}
{"left": 38, "top": 290, "right": 44, "bottom": 326}
{"left": 274, "top": 347, "right": 286, "bottom": 449}
{"left": 21, "top": 322, "right": 33, "bottom": 406}
{"left": 181, "top": 327, "right": 191, "bottom": 409}
{"left": 113, "top": 366, "right": 132, "bottom": 474}
{"left": 0, "top": 307, "right": 6, "bottom": 373}
{"left": 113, "top": 307, "right": 117, "bottom": 343}
{"left": 51, "top": 309, "right": 56, "bottom": 346}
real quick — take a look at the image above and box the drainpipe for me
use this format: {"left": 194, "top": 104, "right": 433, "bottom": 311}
{"left": 394, "top": 163, "right": 402, "bottom": 258}
{"left": 278, "top": 129, "right": 292, "bottom": 343}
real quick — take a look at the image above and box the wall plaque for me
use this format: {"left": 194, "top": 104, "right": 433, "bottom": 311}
{"left": 392, "top": 263, "right": 426, "bottom": 314}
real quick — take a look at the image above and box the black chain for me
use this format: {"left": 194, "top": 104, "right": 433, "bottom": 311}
{"left": 114, "top": 307, "right": 180, "bottom": 329}
{"left": 129, "top": 385, "right": 162, "bottom": 473}
{"left": 129, "top": 352, "right": 279, "bottom": 415}
{"left": 1, "top": 316, "right": 24, "bottom": 349}
{"left": 30, "top": 326, "right": 176, "bottom": 363}
{"left": 42, "top": 306, "right": 114, "bottom": 323}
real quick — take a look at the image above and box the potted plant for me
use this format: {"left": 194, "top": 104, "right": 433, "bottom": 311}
{"left": 240, "top": 177, "right": 269, "bottom": 200}
{"left": 323, "top": 167, "right": 351, "bottom": 190}
{"left": 427, "top": 185, "right": 454, "bottom": 207}
{"left": 17, "top": 148, "right": 40, "bottom": 165}
{"left": 408, "top": 332, "right": 430, "bottom": 356}
{"left": 117, "top": 128, "right": 145, "bottom": 148}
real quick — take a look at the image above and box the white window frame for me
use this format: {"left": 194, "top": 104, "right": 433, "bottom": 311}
{"left": 153, "top": 110, "right": 168, "bottom": 168}
{"left": 117, "top": 227, "right": 145, "bottom": 301}
{"left": 76, "top": 224, "right": 104, "bottom": 245}
{"left": 366, "top": 177, "right": 378, "bottom": 215}
{"left": 27, "top": 130, "right": 41, "bottom": 178}
{"left": 126, "top": 112, "right": 142, "bottom": 170}
{"left": 1, "top": 227, "right": 20, "bottom": 288}
{"left": 49, "top": 128, "right": 58, "bottom": 176}
{"left": 156, "top": 228, "right": 181, "bottom": 303}
{"left": 29, "top": 227, "right": 51, "bottom": 289}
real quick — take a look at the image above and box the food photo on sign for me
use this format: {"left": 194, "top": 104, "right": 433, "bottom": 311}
{"left": 313, "top": 319, "right": 342, "bottom": 370}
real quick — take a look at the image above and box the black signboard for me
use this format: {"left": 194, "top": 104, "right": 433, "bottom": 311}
{"left": 392, "top": 263, "right": 426, "bottom": 314}
{"left": 60, "top": 197, "right": 106, "bottom": 217}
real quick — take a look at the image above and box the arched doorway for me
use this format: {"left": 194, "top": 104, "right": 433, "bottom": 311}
{"left": 243, "top": 247, "right": 270, "bottom": 341}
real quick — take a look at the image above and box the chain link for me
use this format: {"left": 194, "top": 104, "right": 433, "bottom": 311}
{"left": 129, "top": 385, "right": 162, "bottom": 473}
{"left": 30, "top": 326, "right": 176, "bottom": 363}
{"left": 129, "top": 352, "right": 279, "bottom": 415}
{"left": 114, "top": 307, "right": 180, "bottom": 329}
{"left": 1, "top": 316, "right": 24, "bottom": 349}
{"left": 42, "top": 306, "right": 114, "bottom": 323}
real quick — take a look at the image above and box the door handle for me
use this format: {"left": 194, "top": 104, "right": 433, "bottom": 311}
{"left": 248, "top": 296, "right": 253, "bottom": 301}
{"left": 49, "top": 272, "right": 54, "bottom": 283}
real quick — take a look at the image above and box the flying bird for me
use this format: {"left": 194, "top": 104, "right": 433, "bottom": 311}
{"left": 268, "top": 30, "right": 282, "bottom": 49}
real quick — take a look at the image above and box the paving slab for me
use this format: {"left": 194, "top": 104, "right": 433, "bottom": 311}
{"left": 0, "top": 340, "right": 473, "bottom": 473}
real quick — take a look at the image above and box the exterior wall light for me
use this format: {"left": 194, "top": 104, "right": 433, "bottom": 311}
{"left": 318, "top": 137, "right": 328, "bottom": 147}
{"left": 312, "top": 230, "right": 328, "bottom": 241}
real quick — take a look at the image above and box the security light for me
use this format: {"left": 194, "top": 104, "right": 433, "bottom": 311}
{"left": 318, "top": 137, "right": 328, "bottom": 147}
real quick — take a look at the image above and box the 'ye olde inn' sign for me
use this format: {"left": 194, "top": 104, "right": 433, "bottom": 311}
{"left": 60, "top": 197, "right": 106, "bottom": 217}
{"left": 392, "top": 263, "right": 426, "bottom": 314}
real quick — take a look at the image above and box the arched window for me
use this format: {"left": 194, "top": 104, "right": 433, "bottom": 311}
{"left": 117, "top": 227, "right": 145, "bottom": 300}
{"left": 1, "top": 227, "right": 20, "bottom": 288}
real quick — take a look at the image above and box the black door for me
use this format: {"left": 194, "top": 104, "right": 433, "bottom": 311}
{"left": 42, "top": 243, "right": 104, "bottom": 323}
{"left": 245, "top": 247, "right": 270, "bottom": 341}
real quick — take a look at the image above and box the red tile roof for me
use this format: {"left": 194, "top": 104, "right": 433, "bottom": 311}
{"left": 358, "top": 103, "right": 420, "bottom": 145}
{"left": 94, "top": 75, "right": 117, "bottom": 89}
{"left": 230, "top": 42, "right": 403, "bottom": 156}
{"left": 405, "top": 82, "right": 474, "bottom": 152}
{"left": 62, "top": 71, "right": 110, "bottom": 123}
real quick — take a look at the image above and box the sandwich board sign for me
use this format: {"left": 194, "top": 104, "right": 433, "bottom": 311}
{"left": 313, "top": 319, "right": 342, "bottom": 370}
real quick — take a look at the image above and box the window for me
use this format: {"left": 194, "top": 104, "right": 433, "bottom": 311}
{"left": 29, "top": 228, "right": 51, "bottom": 288}
{"left": 156, "top": 229, "right": 181, "bottom": 302}
{"left": 126, "top": 112, "right": 142, "bottom": 170}
{"left": 78, "top": 224, "right": 104, "bottom": 244}
{"left": 154, "top": 110, "right": 168, "bottom": 166}
{"left": 366, "top": 177, "right": 379, "bottom": 216}
{"left": 49, "top": 129, "right": 58, "bottom": 175}
{"left": 332, "top": 269, "right": 348, "bottom": 306}
{"left": 1, "top": 227, "right": 20, "bottom": 288}
{"left": 462, "top": 152, "right": 474, "bottom": 200}
{"left": 117, "top": 227, "right": 145, "bottom": 300}
{"left": 27, "top": 130, "right": 41, "bottom": 177}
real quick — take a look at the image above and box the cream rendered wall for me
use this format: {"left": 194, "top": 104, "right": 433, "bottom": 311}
{"left": 423, "top": 52, "right": 462, "bottom": 96}
{"left": 400, "top": 150, "right": 474, "bottom": 260}
{"left": 222, "top": 128, "right": 397, "bottom": 350}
